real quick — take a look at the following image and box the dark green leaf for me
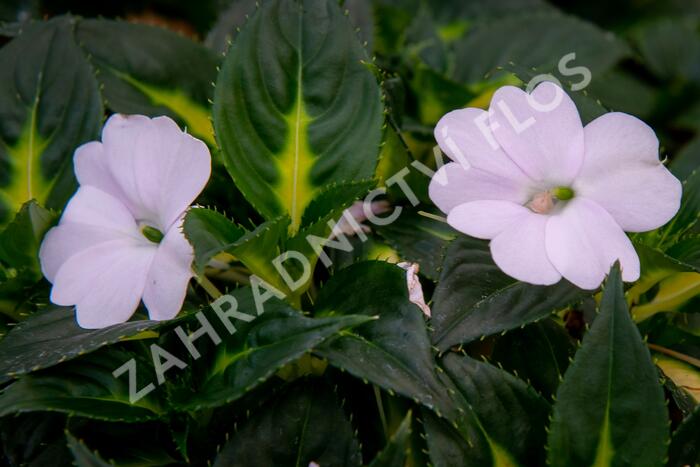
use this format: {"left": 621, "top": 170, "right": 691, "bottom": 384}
{"left": 76, "top": 19, "right": 219, "bottom": 146}
{"left": 634, "top": 18, "right": 700, "bottom": 83}
{"left": 667, "top": 235, "right": 700, "bottom": 271}
{"left": 369, "top": 410, "right": 413, "bottom": 467}
{"left": 205, "top": 0, "right": 257, "bottom": 54}
{"left": 213, "top": 0, "right": 383, "bottom": 232}
{"left": 452, "top": 13, "right": 628, "bottom": 84}
{"left": 66, "top": 432, "right": 112, "bottom": 467}
{"left": 375, "top": 209, "right": 457, "bottom": 281}
{"left": 314, "top": 261, "right": 460, "bottom": 419}
{"left": 431, "top": 237, "right": 587, "bottom": 351}
{"left": 0, "top": 200, "right": 55, "bottom": 278}
{"left": 213, "top": 380, "right": 362, "bottom": 467}
{"left": 671, "top": 136, "right": 700, "bottom": 181}
{"left": 440, "top": 353, "right": 551, "bottom": 467}
{"left": 0, "top": 413, "right": 72, "bottom": 466}
{"left": 298, "top": 179, "right": 375, "bottom": 228}
{"left": 547, "top": 264, "right": 668, "bottom": 467}
{"left": 0, "top": 306, "right": 161, "bottom": 382}
{"left": 668, "top": 405, "right": 700, "bottom": 467}
{"left": 421, "top": 409, "right": 490, "bottom": 467}
{"left": 169, "top": 287, "right": 372, "bottom": 410}
{"left": 0, "top": 16, "right": 102, "bottom": 222}
{"left": 491, "top": 318, "right": 575, "bottom": 400}
{"left": 183, "top": 208, "right": 246, "bottom": 272}
{"left": 654, "top": 169, "right": 700, "bottom": 249}
{"left": 0, "top": 349, "right": 166, "bottom": 421}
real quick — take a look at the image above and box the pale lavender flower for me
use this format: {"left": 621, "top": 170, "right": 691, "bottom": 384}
{"left": 39, "top": 115, "right": 211, "bottom": 328}
{"left": 429, "top": 82, "right": 682, "bottom": 289}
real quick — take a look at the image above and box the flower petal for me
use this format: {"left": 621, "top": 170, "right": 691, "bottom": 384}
{"left": 102, "top": 114, "right": 212, "bottom": 231}
{"left": 60, "top": 186, "right": 141, "bottom": 237}
{"left": 447, "top": 200, "right": 530, "bottom": 240}
{"left": 39, "top": 223, "right": 127, "bottom": 283}
{"left": 546, "top": 198, "right": 640, "bottom": 290}
{"left": 434, "top": 107, "right": 530, "bottom": 183}
{"left": 142, "top": 219, "right": 194, "bottom": 321}
{"left": 490, "top": 212, "right": 562, "bottom": 285}
{"left": 428, "top": 162, "right": 530, "bottom": 213}
{"left": 574, "top": 112, "right": 682, "bottom": 232}
{"left": 73, "top": 141, "right": 123, "bottom": 199}
{"left": 489, "top": 82, "right": 584, "bottom": 185}
{"left": 51, "top": 241, "right": 156, "bottom": 329}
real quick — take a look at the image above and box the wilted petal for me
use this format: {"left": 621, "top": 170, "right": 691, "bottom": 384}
{"left": 142, "top": 219, "right": 194, "bottom": 321}
{"left": 428, "top": 163, "right": 530, "bottom": 213}
{"left": 447, "top": 200, "right": 531, "bottom": 240}
{"left": 574, "top": 112, "right": 682, "bottom": 232}
{"left": 397, "top": 262, "right": 431, "bottom": 317}
{"left": 102, "top": 115, "right": 211, "bottom": 231}
{"left": 489, "top": 82, "right": 584, "bottom": 185}
{"left": 51, "top": 241, "right": 156, "bottom": 329}
{"left": 546, "top": 198, "right": 640, "bottom": 290}
{"left": 434, "top": 107, "right": 530, "bottom": 183}
{"left": 490, "top": 211, "right": 561, "bottom": 285}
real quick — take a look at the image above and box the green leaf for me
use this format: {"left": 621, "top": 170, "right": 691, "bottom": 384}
{"left": 204, "top": 0, "right": 257, "bottom": 54}
{"left": 672, "top": 137, "right": 700, "bottom": 188}
{"left": 547, "top": 264, "right": 668, "bottom": 467}
{"left": 491, "top": 318, "right": 575, "bottom": 400}
{"left": 66, "top": 421, "right": 179, "bottom": 467}
{"left": 213, "top": 380, "right": 361, "bottom": 466}
{"left": 0, "top": 200, "right": 55, "bottom": 280}
{"left": 451, "top": 12, "right": 628, "bottom": 84}
{"left": 667, "top": 235, "right": 700, "bottom": 270}
{"left": 369, "top": 410, "right": 413, "bottom": 467}
{"left": 0, "top": 306, "right": 161, "bottom": 382}
{"left": 66, "top": 432, "right": 112, "bottom": 467}
{"left": 375, "top": 209, "right": 457, "bottom": 281}
{"left": 634, "top": 18, "right": 700, "bottom": 83}
{"left": 76, "top": 19, "right": 219, "bottom": 146}
{"left": 224, "top": 216, "right": 290, "bottom": 292}
{"left": 0, "top": 349, "right": 166, "bottom": 421}
{"left": 213, "top": 0, "right": 383, "bottom": 232}
{"left": 0, "top": 413, "right": 73, "bottom": 466}
{"left": 168, "top": 287, "right": 373, "bottom": 410}
{"left": 298, "top": 178, "right": 375, "bottom": 228}
{"left": 668, "top": 405, "right": 700, "bottom": 467}
{"left": 0, "top": 16, "right": 102, "bottom": 222}
{"left": 421, "top": 409, "right": 487, "bottom": 467}
{"left": 431, "top": 237, "right": 587, "bottom": 351}
{"left": 314, "top": 261, "right": 461, "bottom": 419}
{"left": 654, "top": 169, "right": 700, "bottom": 250}
{"left": 439, "top": 353, "right": 551, "bottom": 467}
{"left": 183, "top": 208, "right": 247, "bottom": 272}
{"left": 285, "top": 179, "right": 375, "bottom": 283}
{"left": 184, "top": 210, "right": 291, "bottom": 292}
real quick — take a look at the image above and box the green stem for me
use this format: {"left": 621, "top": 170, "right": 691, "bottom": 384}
{"left": 648, "top": 343, "right": 700, "bottom": 369}
{"left": 195, "top": 272, "right": 223, "bottom": 300}
{"left": 417, "top": 211, "right": 447, "bottom": 223}
{"left": 374, "top": 385, "right": 389, "bottom": 442}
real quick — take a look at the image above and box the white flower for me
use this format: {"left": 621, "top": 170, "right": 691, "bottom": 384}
{"left": 39, "top": 115, "right": 211, "bottom": 328}
{"left": 429, "top": 82, "right": 682, "bottom": 290}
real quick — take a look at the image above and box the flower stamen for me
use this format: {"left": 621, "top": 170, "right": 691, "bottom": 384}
{"left": 527, "top": 187, "right": 575, "bottom": 214}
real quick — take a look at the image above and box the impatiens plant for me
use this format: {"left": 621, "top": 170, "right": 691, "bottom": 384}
{"left": 0, "top": 0, "right": 699, "bottom": 466}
